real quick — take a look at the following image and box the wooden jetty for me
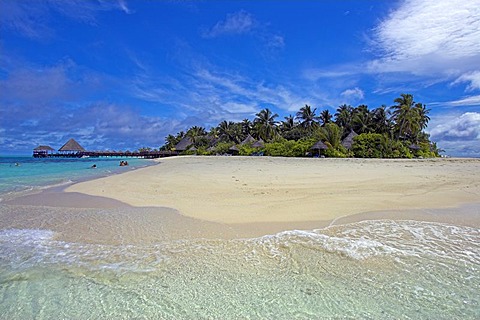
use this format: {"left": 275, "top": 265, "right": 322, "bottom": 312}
{"left": 33, "top": 150, "right": 178, "bottom": 159}
{"left": 33, "top": 138, "right": 178, "bottom": 159}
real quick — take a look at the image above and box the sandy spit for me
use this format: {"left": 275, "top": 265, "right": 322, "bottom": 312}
{"left": 64, "top": 156, "right": 480, "bottom": 225}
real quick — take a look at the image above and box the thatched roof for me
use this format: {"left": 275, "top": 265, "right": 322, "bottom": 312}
{"left": 175, "top": 136, "right": 193, "bottom": 151}
{"left": 188, "top": 146, "right": 197, "bottom": 151}
{"left": 34, "top": 145, "right": 55, "bottom": 151}
{"left": 341, "top": 130, "right": 358, "bottom": 150}
{"left": 240, "top": 134, "right": 256, "bottom": 145}
{"left": 311, "top": 140, "right": 328, "bottom": 150}
{"left": 252, "top": 139, "right": 265, "bottom": 148}
{"left": 58, "top": 138, "right": 85, "bottom": 152}
{"left": 409, "top": 144, "right": 421, "bottom": 150}
{"left": 229, "top": 145, "right": 240, "bottom": 154}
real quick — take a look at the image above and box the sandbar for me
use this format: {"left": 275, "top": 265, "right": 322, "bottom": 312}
{"left": 65, "top": 156, "right": 480, "bottom": 227}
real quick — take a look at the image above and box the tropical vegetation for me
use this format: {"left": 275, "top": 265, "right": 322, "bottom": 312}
{"left": 159, "top": 94, "right": 440, "bottom": 158}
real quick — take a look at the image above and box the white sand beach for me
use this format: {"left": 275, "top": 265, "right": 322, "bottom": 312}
{"left": 65, "top": 156, "right": 480, "bottom": 227}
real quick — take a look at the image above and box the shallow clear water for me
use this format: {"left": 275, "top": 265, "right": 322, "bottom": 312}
{"left": 0, "top": 217, "right": 478, "bottom": 319}
{"left": 0, "top": 156, "right": 151, "bottom": 197}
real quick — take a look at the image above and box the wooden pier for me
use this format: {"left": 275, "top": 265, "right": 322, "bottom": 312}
{"left": 33, "top": 150, "right": 179, "bottom": 159}
{"left": 33, "top": 139, "right": 178, "bottom": 159}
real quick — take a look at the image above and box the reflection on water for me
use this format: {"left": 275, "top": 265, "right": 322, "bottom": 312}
{"left": 0, "top": 207, "right": 479, "bottom": 319}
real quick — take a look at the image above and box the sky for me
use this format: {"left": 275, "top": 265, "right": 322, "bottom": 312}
{"left": 0, "top": 0, "right": 479, "bottom": 157}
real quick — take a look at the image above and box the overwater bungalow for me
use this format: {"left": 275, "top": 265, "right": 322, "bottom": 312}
{"left": 33, "top": 145, "right": 55, "bottom": 157}
{"left": 58, "top": 138, "right": 86, "bottom": 155}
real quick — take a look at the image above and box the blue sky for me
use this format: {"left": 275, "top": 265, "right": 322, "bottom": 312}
{"left": 1, "top": 0, "right": 479, "bottom": 156}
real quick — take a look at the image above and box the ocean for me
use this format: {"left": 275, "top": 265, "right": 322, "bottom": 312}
{"left": 0, "top": 156, "right": 479, "bottom": 319}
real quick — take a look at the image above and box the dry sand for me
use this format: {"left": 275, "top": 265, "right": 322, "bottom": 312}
{"left": 65, "top": 156, "right": 480, "bottom": 226}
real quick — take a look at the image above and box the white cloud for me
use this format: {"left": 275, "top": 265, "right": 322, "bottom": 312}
{"left": 429, "top": 112, "right": 480, "bottom": 157}
{"left": 341, "top": 87, "right": 364, "bottom": 101}
{"left": 452, "top": 71, "right": 480, "bottom": 91}
{"left": 375, "top": 0, "right": 480, "bottom": 60}
{"left": 202, "top": 10, "right": 256, "bottom": 38}
{"left": 437, "top": 95, "right": 480, "bottom": 107}
{"left": 369, "top": 0, "right": 480, "bottom": 87}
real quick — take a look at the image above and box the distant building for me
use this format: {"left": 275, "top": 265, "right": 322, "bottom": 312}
{"left": 33, "top": 145, "right": 55, "bottom": 157}
{"left": 58, "top": 138, "right": 86, "bottom": 154}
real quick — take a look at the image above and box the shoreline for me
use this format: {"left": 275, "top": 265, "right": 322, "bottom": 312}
{"left": 3, "top": 156, "right": 479, "bottom": 241}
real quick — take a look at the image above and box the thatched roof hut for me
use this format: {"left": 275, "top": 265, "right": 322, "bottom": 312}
{"left": 175, "top": 136, "right": 193, "bottom": 151}
{"left": 409, "top": 144, "right": 421, "bottom": 151}
{"left": 58, "top": 138, "right": 85, "bottom": 152}
{"left": 311, "top": 140, "right": 328, "bottom": 157}
{"left": 311, "top": 140, "right": 328, "bottom": 150}
{"left": 228, "top": 145, "right": 240, "bottom": 155}
{"left": 33, "top": 145, "right": 55, "bottom": 157}
{"left": 341, "top": 130, "right": 358, "bottom": 150}
{"left": 252, "top": 139, "right": 265, "bottom": 148}
{"left": 240, "top": 134, "right": 256, "bottom": 145}
{"left": 34, "top": 145, "right": 55, "bottom": 152}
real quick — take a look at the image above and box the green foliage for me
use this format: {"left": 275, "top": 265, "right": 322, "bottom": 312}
{"left": 352, "top": 133, "right": 414, "bottom": 158}
{"left": 315, "top": 123, "right": 343, "bottom": 149}
{"left": 352, "top": 133, "right": 386, "bottom": 158}
{"left": 324, "top": 147, "right": 348, "bottom": 158}
{"left": 238, "top": 144, "right": 259, "bottom": 156}
{"left": 264, "top": 139, "right": 314, "bottom": 157}
{"left": 212, "top": 142, "right": 234, "bottom": 154}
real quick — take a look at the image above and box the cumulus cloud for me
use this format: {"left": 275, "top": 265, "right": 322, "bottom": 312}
{"left": 202, "top": 10, "right": 256, "bottom": 38}
{"left": 429, "top": 112, "right": 480, "bottom": 157}
{"left": 341, "top": 87, "right": 364, "bottom": 101}
{"left": 369, "top": 0, "right": 480, "bottom": 90}
{"left": 430, "top": 112, "right": 480, "bottom": 140}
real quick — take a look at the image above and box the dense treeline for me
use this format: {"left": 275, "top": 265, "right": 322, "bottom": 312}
{"left": 159, "top": 94, "right": 440, "bottom": 158}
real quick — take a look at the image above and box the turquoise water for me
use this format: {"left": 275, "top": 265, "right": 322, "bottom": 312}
{"left": 0, "top": 157, "right": 479, "bottom": 319}
{"left": 0, "top": 156, "right": 152, "bottom": 197}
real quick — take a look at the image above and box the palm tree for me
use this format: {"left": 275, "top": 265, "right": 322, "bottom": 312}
{"left": 254, "top": 108, "right": 279, "bottom": 141}
{"left": 164, "top": 134, "right": 179, "bottom": 150}
{"left": 334, "top": 104, "right": 354, "bottom": 131}
{"left": 372, "top": 105, "right": 392, "bottom": 135}
{"left": 392, "top": 94, "right": 427, "bottom": 140}
{"left": 241, "top": 119, "right": 253, "bottom": 136}
{"left": 296, "top": 104, "right": 319, "bottom": 131}
{"left": 218, "top": 120, "right": 241, "bottom": 143}
{"left": 415, "top": 103, "right": 430, "bottom": 131}
{"left": 319, "top": 110, "right": 333, "bottom": 127}
{"left": 352, "top": 105, "right": 373, "bottom": 134}
{"left": 281, "top": 115, "right": 296, "bottom": 131}
{"left": 318, "top": 123, "right": 343, "bottom": 149}
{"left": 186, "top": 126, "right": 206, "bottom": 138}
